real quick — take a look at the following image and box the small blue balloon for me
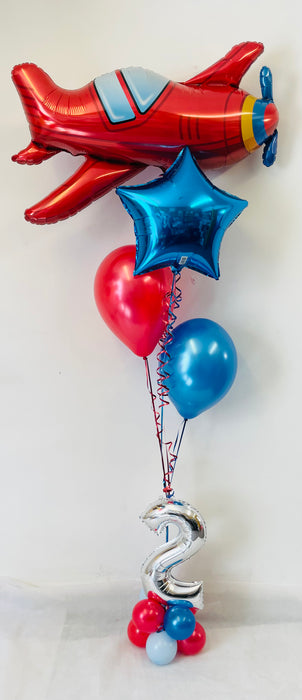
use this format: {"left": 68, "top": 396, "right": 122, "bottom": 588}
{"left": 146, "top": 630, "right": 178, "bottom": 665}
{"left": 165, "top": 318, "right": 237, "bottom": 419}
{"left": 164, "top": 604, "right": 195, "bottom": 640}
{"left": 167, "top": 600, "right": 193, "bottom": 609}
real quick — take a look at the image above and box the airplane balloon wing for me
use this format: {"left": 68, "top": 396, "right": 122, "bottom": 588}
{"left": 183, "top": 41, "right": 264, "bottom": 87}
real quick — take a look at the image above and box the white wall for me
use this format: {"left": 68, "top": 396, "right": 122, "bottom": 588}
{"left": 0, "top": 0, "right": 301, "bottom": 590}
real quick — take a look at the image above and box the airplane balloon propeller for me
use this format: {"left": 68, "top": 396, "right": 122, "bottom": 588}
{"left": 11, "top": 42, "right": 278, "bottom": 225}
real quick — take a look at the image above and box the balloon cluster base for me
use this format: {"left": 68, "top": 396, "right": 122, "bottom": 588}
{"left": 127, "top": 592, "right": 206, "bottom": 665}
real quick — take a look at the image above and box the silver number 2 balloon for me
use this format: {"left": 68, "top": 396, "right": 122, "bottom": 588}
{"left": 141, "top": 497, "right": 207, "bottom": 609}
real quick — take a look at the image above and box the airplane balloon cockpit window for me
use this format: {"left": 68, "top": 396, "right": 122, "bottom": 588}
{"left": 121, "top": 68, "right": 169, "bottom": 114}
{"left": 94, "top": 68, "right": 169, "bottom": 123}
{"left": 94, "top": 72, "right": 136, "bottom": 124}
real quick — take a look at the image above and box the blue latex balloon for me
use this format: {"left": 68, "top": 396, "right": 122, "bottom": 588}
{"left": 164, "top": 604, "right": 196, "bottom": 640}
{"left": 165, "top": 318, "right": 237, "bottom": 419}
{"left": 117, "top": 148, "right": 247, "bottom": 280}
{"left": 167, "top": 600, "right": 193, "bottom": 609}
{"left": 146, "top": 630, "right": 178, "bottom": 665}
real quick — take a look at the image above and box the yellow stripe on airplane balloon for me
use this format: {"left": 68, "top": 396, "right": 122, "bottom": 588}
{"left": 241, "top": 96, "right": 258, "bottom": 153}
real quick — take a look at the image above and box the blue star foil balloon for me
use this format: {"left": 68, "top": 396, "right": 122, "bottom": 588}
{"left": 117, "top": 148, "right": 248, "bottom": 279}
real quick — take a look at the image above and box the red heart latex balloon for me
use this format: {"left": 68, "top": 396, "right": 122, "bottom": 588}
{"left": 94, "top": 246, "right": 172, "bottom": 357}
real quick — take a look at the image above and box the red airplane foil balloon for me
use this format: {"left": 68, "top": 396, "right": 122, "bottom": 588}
{"left": 11, "top": 42, "right": 278, "bottom": 225}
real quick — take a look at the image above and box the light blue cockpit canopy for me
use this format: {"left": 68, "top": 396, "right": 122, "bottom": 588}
{"left": 94, "top": 68, "right": 169, "bottom": 124}
{"left": 121, "top": 67, "right": 169, "bottom": 114}
{"left": 94, "top": 72, "right": 135, "bottom": 124}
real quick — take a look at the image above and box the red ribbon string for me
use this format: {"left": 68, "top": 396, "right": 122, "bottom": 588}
{"left": 144, "top": 270, "right": 185, "bottom": 498}
{"left": 143, "top": 356, "right": 166, "bottom": 481}
{"left": 157, "top": 270, "right": 182, "bottom": 495}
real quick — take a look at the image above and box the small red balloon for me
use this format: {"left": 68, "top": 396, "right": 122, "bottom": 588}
{"left": 132, "top": 599, "right": 165, "bottom": 634}
{"left": 94, "top": 245, "right": 172, "bottom": 357}
{"left": 127, "top": 619, "right": 149, "bottom": 648}
{"left": 177, "top": 622, "right": 206, "bottom": 655}
{"left": 147, "top": 591, "right": 167, "bottom": 608}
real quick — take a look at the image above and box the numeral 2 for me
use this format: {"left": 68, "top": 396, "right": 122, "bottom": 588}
{"left": 141, "top": 497, "right": 207, "bottom": 609}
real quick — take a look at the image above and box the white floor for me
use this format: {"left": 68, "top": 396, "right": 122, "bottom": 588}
{"left": 0, "top": 578, "right": 301, "bottom": 700}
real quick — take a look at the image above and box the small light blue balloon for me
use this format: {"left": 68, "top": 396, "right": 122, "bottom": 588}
{"left": 139, "top": 588, "right": 147, "bottom": 601}
{"left": 146, "top": 630, "right": 178, "bottom": 665}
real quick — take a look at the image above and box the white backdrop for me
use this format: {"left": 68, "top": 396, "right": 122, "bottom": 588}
{"left": 1, "top": 0, "right": 301, "bottom": 595}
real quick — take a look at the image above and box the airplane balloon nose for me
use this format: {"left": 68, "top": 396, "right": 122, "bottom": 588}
{"left": 264, "top": 102, "right": 279, "bottom": 138}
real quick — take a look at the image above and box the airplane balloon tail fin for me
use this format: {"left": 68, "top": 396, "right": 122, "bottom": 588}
{"left": 12, "top": 63, "right": 57, "bottom": 141}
